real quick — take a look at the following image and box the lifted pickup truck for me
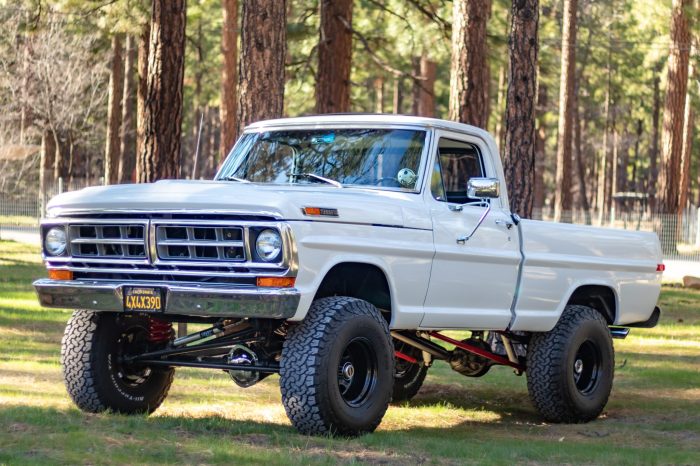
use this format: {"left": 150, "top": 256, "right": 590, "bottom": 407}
{"left": 34, "top": 115, "right": 663, "bottom": 436}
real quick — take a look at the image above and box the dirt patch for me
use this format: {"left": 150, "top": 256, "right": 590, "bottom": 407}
{"left": 232, "top": 433, "right": 443, "bottom": 465}
{"left": 7, "top": 422, "right": 35, "bottom": 433}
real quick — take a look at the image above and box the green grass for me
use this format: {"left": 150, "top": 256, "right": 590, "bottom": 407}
{"left": 0, "top": 239, "right": 698, "bottom": 465}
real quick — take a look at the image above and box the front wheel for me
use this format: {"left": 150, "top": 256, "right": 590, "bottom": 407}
{"left": 280, "top": 297, "right": 394, "bottom": 436}
{"left": 526, "top": 305, "right": 614, "bottom": 423}
{"left": 61, "top": 311, "right": 174, "bottom": 414}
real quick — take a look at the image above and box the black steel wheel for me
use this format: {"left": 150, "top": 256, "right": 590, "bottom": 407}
{"left": 337, "top": 337, "right": 378, "bottom": 407}
{"left": 526, "top": 305, "right": 614, "bottom": 423}
{"left": 61, "top": 311, "right": 174, "bottom": 414}
{"left": 573, "top": 340, "right": 602, "bottom": 395}
{"left": 280, "top": 297, "right": 394, "bottom": 436}
{"left": 391, "top": 341, "right": 428, "bottom": 402}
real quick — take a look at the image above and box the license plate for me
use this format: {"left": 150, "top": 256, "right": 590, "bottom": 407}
{"left": 123, "top": 287, "right": 164, "bottom": 313}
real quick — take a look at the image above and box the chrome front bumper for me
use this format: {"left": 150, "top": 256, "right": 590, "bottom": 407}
{"left": 33, "top": 279, "right": 300, "bottom": 319}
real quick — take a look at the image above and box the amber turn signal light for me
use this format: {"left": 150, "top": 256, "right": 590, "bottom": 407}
{"left": 257, "top": 277, "right": 296, "bottom": 288}
{"left": 48, "top": 269, "right": 73, "bottom": 280}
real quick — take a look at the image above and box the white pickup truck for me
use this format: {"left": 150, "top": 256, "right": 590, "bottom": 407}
{"left": 34, "top": 115, "right": 663, "bottom": 436}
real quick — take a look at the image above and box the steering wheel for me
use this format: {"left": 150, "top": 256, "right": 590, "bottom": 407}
{"left": 374, "top": 177, "right": 400, "bottom": 187}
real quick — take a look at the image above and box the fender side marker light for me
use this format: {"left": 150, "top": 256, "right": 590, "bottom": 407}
{"left": 302, "top": 207, "right": 339, "bottom": 217}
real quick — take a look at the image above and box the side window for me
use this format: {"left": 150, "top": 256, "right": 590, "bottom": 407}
{"left": 431, "top": 138, "right": 484, "bottom": 204}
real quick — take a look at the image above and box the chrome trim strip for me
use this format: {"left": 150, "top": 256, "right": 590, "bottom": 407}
{"left": 34, "top": 279, "right": 300, "bottom": 319}
{"left": 157, "top": 240, "right": 244, "bottom": 247}
{"left": 57, "top": 265, "right": 290, "bottom": 278}
{"left": 71, "top": 238, "right": 144, "bottom": 245}
{"left": 45, "top": 209, "right": 284, "bottom": 220}
{"left": 43, "top": 218, "right": 151, "bottom": 226}
{"left": 46, "top": 257, "right": 151, "bottom": 265}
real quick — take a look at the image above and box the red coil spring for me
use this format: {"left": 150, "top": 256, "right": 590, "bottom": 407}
{"left": 148, "top": 317, "right": 173, "bottom": 343}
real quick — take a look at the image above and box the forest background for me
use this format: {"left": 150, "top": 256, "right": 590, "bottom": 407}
{"left": 0, "top": 0, "right": 697, "bottom": 225}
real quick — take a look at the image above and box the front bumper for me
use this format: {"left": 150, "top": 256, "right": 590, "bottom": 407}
{"left": 33, "top": 279, "right": 300, "bottom": 319}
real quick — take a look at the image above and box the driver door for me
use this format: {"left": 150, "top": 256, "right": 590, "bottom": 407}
{"left": 421, "top": 131, "right": 521, "bottom": 329}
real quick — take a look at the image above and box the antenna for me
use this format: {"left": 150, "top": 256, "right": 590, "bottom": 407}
{"left": 192, "top": 112, "right": 204, "bottom": 179}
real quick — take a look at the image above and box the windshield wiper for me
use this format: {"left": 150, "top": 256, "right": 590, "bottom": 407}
{"left": 288, "top": 172, "right": 342, "bottom": 188}
{"left": 222, "top": 175, "right": 250, "bottom": 183}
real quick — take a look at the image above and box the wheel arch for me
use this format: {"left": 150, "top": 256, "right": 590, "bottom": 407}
{"left": 313, "top": 262, "right": 393, "bottom": 324}
{"left": 565, "top": 284, "right": 617, "bottom": 325}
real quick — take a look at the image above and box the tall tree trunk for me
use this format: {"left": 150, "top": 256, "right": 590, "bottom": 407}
{"left": 415, "top": 56, "right": 436, "bottom": 117}
{"left": 220, "top": 0, "right": 238, "bottom": 158}
{"left": 533, "top": 83, "right": 547, "bottom": 214}
{"left": 658, "top": 0, "right": 692, "bottom": 214}
{"left": 494, "top": 64, "right": 506, "bottom": 143}
{"left": 316, "top": 0, "right": 353, "bottom": 114}
{"left": 136, "top": 22, "right": 150, "bottom": 171}
{"left": 574, "top": 92, "right": 591, "bottom": 224}
{"left": 374, "top": 77, "right": 384, "bottom": 113}
{"left": 237, "top": 0, "right": 286, "bottom": 135}
{"left": 596, "top": 51, "right": 612, "bottom": 225}
{"left": 53, "top": 130, "right": 69, "bottom": 183}
{"left": 617, "top": 123, "right": 630, "bottom": 194}
{"left": 679, "top": 78, "right": 694, "bottom": 212}
{"left": 607, "top": 117, "right": 618, "bottom": 218}
{"left": 118, "top": 35, "right": 136, "bottom": 184}
{"left": 503, "top": 0, "right": 539, "bottom": 218}
{"left": 448, "top": 0, "right": 491, "bottom": 127}
{"left": 39, "top": 130, "right": 56, "bottom": 214}
{"left": 104, "top": 34, "right": 124, "bottom": 185}
{"left": 553, "top": 0, "right": 577, "bottom": 222}
{"left": 631, "top": 119, "right": 643, "bottom": 191}
{"left": 137, "top": 0, "right": 186, "bottom": 183}
{"left": 649, "top": 70, "right": 661, "bottom": 212}
{"left": 392, "top": 77, "right": 403, "bottom": 114}
{"left": 19, "top": 35, "right": 30, "bottom": 144}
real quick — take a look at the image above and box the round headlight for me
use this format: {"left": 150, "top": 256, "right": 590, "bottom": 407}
{"left": 255, "top": 229, "right": 282, "bottom": 262}
{"left": 45, "top": 227, "right": 67, "bottom": 256}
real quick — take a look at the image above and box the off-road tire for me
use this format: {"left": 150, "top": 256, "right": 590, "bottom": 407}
{"left": 61, "top": 311, "right": 174, "bottom": 414}
{"left": 392, "top": 341, "right": 428, "bottom": 402}
{"left": 280, "top": 297, "right": 394, "bottom": 436}
{"left": 526, "top": 305, "right": 614, "bottom": 423}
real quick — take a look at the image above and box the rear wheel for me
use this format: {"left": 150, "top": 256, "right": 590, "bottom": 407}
{"left": 526, "top": 305, "right": 614, "bottom": 423}
{"left": 61, "top": 311, "right": 174, "bottom": 414}
{"left": 280, "top": 297, "right": 394, "bottom": 436}
{"left": 392, "top": 341, "right": 428, "bottom": 402}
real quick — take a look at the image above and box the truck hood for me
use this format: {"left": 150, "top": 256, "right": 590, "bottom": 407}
{"left": 46, "top": 180, "right": 432, "bottom": 230}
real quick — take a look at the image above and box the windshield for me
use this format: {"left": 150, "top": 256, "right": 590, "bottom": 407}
{"left": 216, "top": 128, "right": 427, "bottom": 191}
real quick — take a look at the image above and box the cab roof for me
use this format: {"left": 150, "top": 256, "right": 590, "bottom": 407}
{"left": 244, "top": 114, "right": 491, "bottom": 139}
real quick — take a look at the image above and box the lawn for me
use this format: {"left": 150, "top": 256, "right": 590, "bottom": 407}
{"left": 0, "top": 239, "right": 698, "bottom": 465}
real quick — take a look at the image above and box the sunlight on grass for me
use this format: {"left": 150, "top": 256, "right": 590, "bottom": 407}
{"left": 0, "top": 239, "right": 699, "bottom": 465}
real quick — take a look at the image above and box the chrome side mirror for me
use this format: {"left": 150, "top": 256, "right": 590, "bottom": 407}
{"left": 456, "top": 178, "right": 499, "bottom": 245}
{"left": 467, "top": 178, "right": 500, "bottom": 199}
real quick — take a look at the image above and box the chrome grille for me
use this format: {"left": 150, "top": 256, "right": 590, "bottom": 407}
{"left": 155, "top": 224, "right": 246, "bottom": 262}
{"left": 69, "top": 222, "right": 147, "bottom": 259}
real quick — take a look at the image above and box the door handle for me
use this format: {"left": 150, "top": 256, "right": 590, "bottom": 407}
{"left": 495, "top": 219, "right": 514, "bottom": 230}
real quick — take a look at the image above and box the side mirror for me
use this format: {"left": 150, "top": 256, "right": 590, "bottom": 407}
{"left": 467, "top": 178, "right": 500, "bottom": 199}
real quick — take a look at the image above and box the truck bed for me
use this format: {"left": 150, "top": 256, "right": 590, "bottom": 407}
{"left": 510, "top": 219, "right": 663, "bottom": 331}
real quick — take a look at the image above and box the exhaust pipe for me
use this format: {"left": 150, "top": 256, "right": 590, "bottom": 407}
{"left": 609, "top": 327, "right": 630, "bottom": 339}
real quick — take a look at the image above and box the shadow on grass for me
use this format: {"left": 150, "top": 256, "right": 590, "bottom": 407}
{"left": 2, "top": 400, "right": 699, "bottom": 466}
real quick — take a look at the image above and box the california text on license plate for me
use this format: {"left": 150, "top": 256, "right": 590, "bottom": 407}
{"left": 124, "top": 287, "right": 164, "bottom": 313}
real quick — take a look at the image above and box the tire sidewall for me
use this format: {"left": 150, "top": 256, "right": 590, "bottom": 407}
{"left": 93, "top": 314, "right": 172, "bottom": 412}
{"left": 321, "top": 314, "right": 394, "bottom": 432}
{"left": 562, "top": 318, "right": 614, "bottom": 415}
